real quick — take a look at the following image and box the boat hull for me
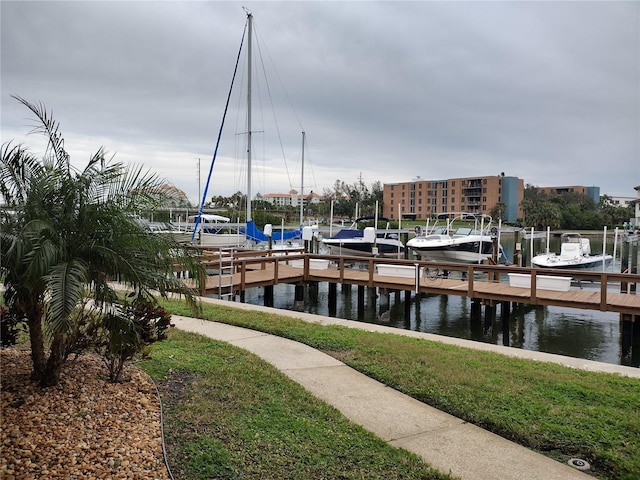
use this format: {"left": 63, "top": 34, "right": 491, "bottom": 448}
{"left": 411, "top": 248, "right": 493, "bottom": 264}
{"left": 198, "top": 232, "right": 247, "bottom": 248}
{"left": 409, "top": 237, "right": 494, "bottom": 264}
{"left": 323, "top": 239, "right": 404, "bottom": 258}
{"left": 154, "top": 230, "right": 194, "bottom": 244}
{"left": 531, "top": 254, "right": 613, "bottom": 270}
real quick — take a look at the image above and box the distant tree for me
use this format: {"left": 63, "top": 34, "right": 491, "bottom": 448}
{"left": 1, "top": 97, "right": 202, "bottom": 387}
{"left": 210, "top": 194, "right": 231, "bottom": 208}
{"left": 521, "top": 186, "right": 562, "bottom": 229}
{"left": 520, "top": 185, "right": 619, "bottom": 230}
{"left": 599, "top": 195, "right": 633, "bottom": 227}
{"left": 317, "top": 177, "right": 384, "bottom": 221}
{"left": 490, "top": 202, "right": 506, "bottom": 221}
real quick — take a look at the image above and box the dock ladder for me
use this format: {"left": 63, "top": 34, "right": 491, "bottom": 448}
{"left": 217, "top": 250, "right": 235, "bottom": 300}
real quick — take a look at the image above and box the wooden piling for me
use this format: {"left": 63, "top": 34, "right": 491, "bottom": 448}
{"left": 264, "top": 285, "right": 274, "bottom": 307}
{"left": 357, "top": 285, "right": 365, "bottom": 311}
{"left": 470, "top": 298, "right": 482, "bottom": 323}
{"left": 483, "top": 301, "right": 494, "bottom": 334}
{"left": 379, "top": 288, "right": 390, "bottom": 319}
{"left": 293, "top": 284, "right": 304, "bottom": 311}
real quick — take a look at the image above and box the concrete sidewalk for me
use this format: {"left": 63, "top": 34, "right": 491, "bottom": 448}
{"left": 171, "top": 304, "right": 615, "bottom": 480}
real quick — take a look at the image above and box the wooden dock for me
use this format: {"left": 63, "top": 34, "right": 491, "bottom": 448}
{"left": 179, "top": 251, "right": 640, "bottom": 316}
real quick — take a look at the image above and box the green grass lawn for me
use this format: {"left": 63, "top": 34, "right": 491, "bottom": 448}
{"left": 139, "top": 329, "right": 454, "bottom": 479}
{"left": 156, "top": 299, "right": 640, "bottom": 480}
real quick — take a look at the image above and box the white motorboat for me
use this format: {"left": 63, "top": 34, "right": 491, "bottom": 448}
{"left": 531, "top": 232, "right": 613, "bottom": 269}
{"left": 407, "top": 213, "right": 496, "bottom": 264}
{"left": 179, "top": 214, "right": 246, "bottom": 247}
{"left": 322, "top": 216, "right": 404, "bottom": 258}
{"left": 151, "top": 224, "right": 194, "bottom": 244}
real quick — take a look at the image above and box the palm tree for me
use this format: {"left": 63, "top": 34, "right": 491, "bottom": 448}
{"left": 1, "top": 96, "right": 202, "bottom": 387}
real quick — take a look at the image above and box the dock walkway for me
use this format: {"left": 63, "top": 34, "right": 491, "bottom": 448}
{"left": 181, "top": 252, "right": 640, "bottom": 315}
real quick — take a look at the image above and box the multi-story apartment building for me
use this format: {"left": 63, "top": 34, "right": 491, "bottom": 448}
{"left": 382, "top": 175, "right": 524, "bottom": 223}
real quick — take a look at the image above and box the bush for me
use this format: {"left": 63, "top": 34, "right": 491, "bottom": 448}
{"left": 0, "top": 305, "right": 24, "bottom": 348}
{"left": 93, "top": 297, "right": 173, "bottom": 382}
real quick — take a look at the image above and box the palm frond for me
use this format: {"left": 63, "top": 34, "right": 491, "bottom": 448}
{"left": 11, "top": 95, "right": 70, "bottom": 171}
{"left": 45, "top": 259, "right": 88, "bottom": 334}
{"left": 0, "top": 142, "right": 42, "bottom": 206}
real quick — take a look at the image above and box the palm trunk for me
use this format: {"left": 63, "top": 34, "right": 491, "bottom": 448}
{"left": 27, "top": 307, "right": 46, "bottom": 381}
{"left": 41, "top": 331, "right": 67, "bottom": 387}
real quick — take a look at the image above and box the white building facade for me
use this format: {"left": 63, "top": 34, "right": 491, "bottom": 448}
{"left": 258, "top": 189, "right": 323, "bottom": 208}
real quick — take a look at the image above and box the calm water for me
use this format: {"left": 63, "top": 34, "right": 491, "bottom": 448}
{"left": 238, "top": 282, "right": 638, "bottom": 368}
{"left": 221, "top": 233, "right": 640, "bottom": 368}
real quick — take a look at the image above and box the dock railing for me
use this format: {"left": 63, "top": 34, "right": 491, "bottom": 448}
{"left": 174, "top": 249, "right": 640, "bottom": 314}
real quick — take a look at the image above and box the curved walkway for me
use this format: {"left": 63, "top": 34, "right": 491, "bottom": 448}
{"left": 172, "top": 297, "right": 638, "bottom": 480}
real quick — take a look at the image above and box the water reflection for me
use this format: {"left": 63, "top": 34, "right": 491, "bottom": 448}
{"left": 228, "top": 232, "right": 638, "bottom": 368}
{"left": 237, "top": 280, "right": 638, "bottom": 368}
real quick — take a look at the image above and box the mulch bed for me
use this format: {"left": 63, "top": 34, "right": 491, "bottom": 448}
{"left": 1, "top": 349, "right": 170, "bottom": 480}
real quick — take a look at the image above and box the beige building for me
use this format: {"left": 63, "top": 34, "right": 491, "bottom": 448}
{"left": 258, "top": 189, "right": 323, "bottom": 208}
{"left": 383, "top": 175, "right": 524, "bottom": 223}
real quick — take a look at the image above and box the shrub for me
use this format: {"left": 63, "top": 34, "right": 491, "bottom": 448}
{"left": 93, "top": 297, "right": 173, "bottom": 382}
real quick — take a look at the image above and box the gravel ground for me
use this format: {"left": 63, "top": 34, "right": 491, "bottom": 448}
{"left": 1, "top": 349, "right": 170, "bottom": 480}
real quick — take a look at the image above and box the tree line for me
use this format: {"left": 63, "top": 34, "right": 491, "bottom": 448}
{"left": 208, "top": 177, "right": 385, "bottom": 227}
{"left": 206, "top": 182, "right": 632, "bottom": 231}
{"left": 520, "top": 185, "right": 633, "bottom": 230}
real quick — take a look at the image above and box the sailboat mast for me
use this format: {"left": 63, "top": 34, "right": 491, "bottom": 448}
{"left": 246, "top": 11, "right": 253, "bottom": 223}
{"left": 299, "top": 131, "right": 305, "bottom": 229}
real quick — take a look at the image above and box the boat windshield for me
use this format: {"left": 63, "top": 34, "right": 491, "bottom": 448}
{"left": 562, "top": 234, "right": 581, "bottom": 243}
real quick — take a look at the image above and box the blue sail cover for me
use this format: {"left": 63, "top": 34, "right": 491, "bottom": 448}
{"left": 246, "top": 221, "right": 301, "bottom": 242}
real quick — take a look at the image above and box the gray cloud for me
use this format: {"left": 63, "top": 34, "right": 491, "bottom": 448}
{"left": 2, "top": 1, "right": 638, "bottom": 205}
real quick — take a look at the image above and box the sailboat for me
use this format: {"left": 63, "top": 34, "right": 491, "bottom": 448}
{"left": 192, "top": 9, "right": 303, "bottom": 249}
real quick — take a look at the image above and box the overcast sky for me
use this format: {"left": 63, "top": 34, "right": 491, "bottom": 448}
{"left": 2, "top": 1, "right": 639, "bottom": 206}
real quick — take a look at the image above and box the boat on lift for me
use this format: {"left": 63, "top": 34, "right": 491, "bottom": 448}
{"left": 407, "top": 213, "right": 496, "bottom": 264}
{"left": 322, "top": 216, "right": 404, "bottom": 258}
{"left": 531, "top": 232, "right": 613, "bottom": 269}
